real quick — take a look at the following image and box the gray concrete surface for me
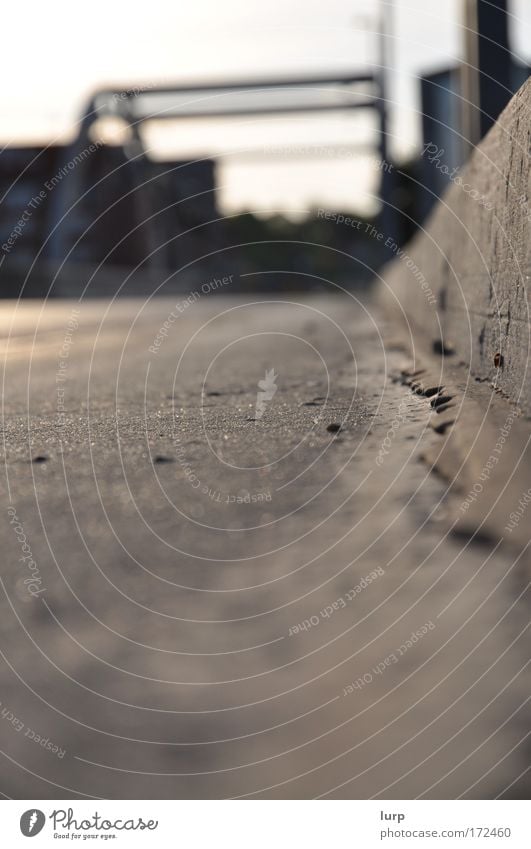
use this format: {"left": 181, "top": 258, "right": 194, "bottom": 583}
{"left": 0, "top": 294, "right": 529, "bottom": 799}
{"left": 381, "top": 78, "right": 531, "bottom": 415}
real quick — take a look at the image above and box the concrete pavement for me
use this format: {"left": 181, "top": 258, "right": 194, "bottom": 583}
{"left": 0, "top": 294, "right": 529, "bottom": 799}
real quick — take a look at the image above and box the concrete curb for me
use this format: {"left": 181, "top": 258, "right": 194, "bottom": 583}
{"left": 380, "top": 78, "right": 531, "bottom": 416}
{"left": 393, "top": 357, "right": 530, "bottom": 556}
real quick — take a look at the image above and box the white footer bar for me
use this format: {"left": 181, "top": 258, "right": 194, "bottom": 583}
{"left": 2, "top": 800, "right": 528, "bottom": 847}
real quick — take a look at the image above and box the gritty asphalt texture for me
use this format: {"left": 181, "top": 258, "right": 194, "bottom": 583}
{"left": 0, "top": 294, "right": 528, "bottom": 799}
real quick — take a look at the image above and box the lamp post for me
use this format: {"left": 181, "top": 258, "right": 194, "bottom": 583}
{"left": 461, "top": 0, "right": 512, "bottom": 153}
{"left": 378, "top": 0, "right": 396, "bottom": 242}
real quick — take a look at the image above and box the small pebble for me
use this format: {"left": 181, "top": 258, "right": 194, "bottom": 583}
{"left": 432, "top": 339, "right": 455, "bottom": 356}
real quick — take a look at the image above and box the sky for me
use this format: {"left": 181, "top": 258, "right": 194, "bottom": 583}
{"left": 3, "top": 0, "right": 530, "bottom": 215}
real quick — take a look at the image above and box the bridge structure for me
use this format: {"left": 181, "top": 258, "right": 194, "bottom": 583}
{"left": 50, "top": 64, "right": 397, "bottom": 271}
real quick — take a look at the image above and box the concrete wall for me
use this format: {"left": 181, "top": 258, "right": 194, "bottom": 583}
{"left": 382, "top": 78, "right": 531, "bottom": 415}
